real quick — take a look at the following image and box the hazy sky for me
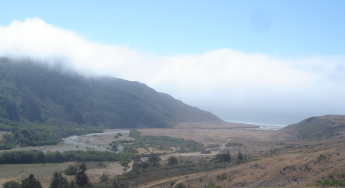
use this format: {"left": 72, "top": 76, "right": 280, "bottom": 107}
{"left": 1, "top": 1, "right": 345, "bottom": 125}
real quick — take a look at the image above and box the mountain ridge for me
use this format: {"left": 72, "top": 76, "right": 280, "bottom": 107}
{"left": 0, "top": 58, "right": 220, "bottom": 147}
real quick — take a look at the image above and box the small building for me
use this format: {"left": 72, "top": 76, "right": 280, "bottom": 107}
{"left": 201, "top": 149, "right": 211, "bottom": 154}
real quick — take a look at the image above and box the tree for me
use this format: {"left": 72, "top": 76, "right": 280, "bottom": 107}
{"left": 50, "top": 171, "right": 69, "bottom": 188}
{"left": 238, "top": 151, "right": 244, "bottom": 161}
{"left": 35, "top": 151, "right": 47, "bottom": 163}
{"left": 214, "top": 150, "right": 231, "bottom": 162}
{"left": 70, "top": 180, "right": 77, "bottom": 188}
{"left": 2, "top": 180, "right": 20, "bottom": 188}
{"left": 148, "top": 153, "right": 160, "bottom": 166}
{"left": 2, "top": 133, "right": 11, "bottom": 145}
{"left": 21, "top": 174, "right": 42, "bottom": 188}
{"left": 75, "top": 162, "right": 89, "bottom": 187}
{"left": 111, "top": 145, "right": 118, "bottom": 151}
{"left": 168, "top": 156, "right": 178, "bottom": 165}
{"left": 64, "top": 165, "right": 78, "bottom": 175}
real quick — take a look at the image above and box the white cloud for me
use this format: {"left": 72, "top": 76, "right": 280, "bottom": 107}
{"left": 1, "top": 18, "right": 345, "bottom": 125}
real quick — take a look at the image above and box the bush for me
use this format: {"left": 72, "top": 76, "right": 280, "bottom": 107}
{"left": 225, "top": 142, "right": 243, "bottom": 147}
{"left": 99, "top": 173, "right": 109, "bottom": 182}
{"left": 117, "top": 133, "right": 122, "bottom": 136}
{"left": 114, "top": 135, "right": 118, "bottom": 138}
{"left": 318, "top": 154, "right": 327, "bottom": 162}
{"left": 97, "top": 162, "right": 106, "bottom": 168}
{"left": 217, "top": 173, "right": 227, "bottom": 180}
{"left": 175, "top": 183, "right": 186, "bottom": 188}
{"left": 3, "top": 180, "right": 21, "bottom": 188}
{"left": 63, "top": 165, "right": 78, "bottom": 175}
{"left": 168, "top": 156, "right": 178, "bottom": 165}
{"left": 121, "top": 161, "right": 129, "bottom": 167}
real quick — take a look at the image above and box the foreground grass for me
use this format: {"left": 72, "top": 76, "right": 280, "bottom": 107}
{"left": 0, "top": 163, "right": 69, "bottom": 179}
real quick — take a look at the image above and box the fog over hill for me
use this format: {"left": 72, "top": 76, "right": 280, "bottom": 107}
{"left": 0, "top": 58, "right": 220, "bottom": 146}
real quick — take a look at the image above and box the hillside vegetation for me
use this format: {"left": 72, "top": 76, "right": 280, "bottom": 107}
{"left": 0, "top": 58, "right": 219, "bottom": 148}
{"left": 283, "top": 115, "right": 345, "bottom": 139}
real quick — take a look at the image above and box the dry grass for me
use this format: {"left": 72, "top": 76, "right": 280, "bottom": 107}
{"left": 138, "top": 129, "right": 282, "bottom": 146}
{"left": 174, "top": 121, "right": 259, "bottom": 129}
{"left": 141, "top": 141, "right": 345, "bottom": 188}
{"left": 0, "top": 161, "right": 131, "bottom": 188}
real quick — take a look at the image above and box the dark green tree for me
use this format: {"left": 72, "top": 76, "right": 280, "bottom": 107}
{"left": 168, "top": 156, "right": 178, "bottom": 165}
{"left": 5, "top": 100, "right": 20, "bottom": 121}
{"left": 75, "top": 162, "right": 89, "bottom": 187}
{"left": 50, "top": 171, "right": 69, "bottom": 188}
{"left": 63, "top": 165, "right": 78, "bottom": 175}
{"left": 2, "top": 133, "right": 11, "bottom": 145}
{"left": 35, "top": 151, "right": 47, "bottom": 163}
{"left": 238, "top": 151, "right": 244, "bottom": 161}
{"left": 214, "top": 150, "right": 231, "bottom": 162}
{"left": 70, "top": 180, "right": 77, "bottom": 188}
{"left": 2, "top": 180, "right": 21, "bottom": 188}
{"left": 148, "top": 153, "right": 160, "bottom": 166}
{"left": 21, "top": 174, "right": 42, "bottom": 188}
{"left": 54, "top": 151, "right": 64, "bottom": 163}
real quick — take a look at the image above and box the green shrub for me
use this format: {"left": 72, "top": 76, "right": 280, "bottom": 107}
{"left": 63, "top": 165, "right": 78, "bottom": 175}
{"left": 99, "top": 173, "right": 109, "bottom": 182}
{"left": 121, "top": 161, "right": 129, "bottom": 167}
{"left": 217, "top": 173, "right": 227, "bottom": 180}
{"left": 175, "top": 183, "right": 186, "bottom": 188}
{"left": 318, "top": 154, "right": 327, "bottom": 162}
{"left": 97, "top": 162, "right": 106, "bottom": 168}
{"left": 3, "top": 180, "right": 21, "bottom": 188}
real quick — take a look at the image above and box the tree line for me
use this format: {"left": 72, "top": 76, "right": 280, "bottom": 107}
{"left": 0, "top": 150, "right": 133, "bottom": 164}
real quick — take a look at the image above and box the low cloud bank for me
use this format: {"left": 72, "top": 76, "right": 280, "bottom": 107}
{"left": 1, "top": 18, "right": 345, "bottom": 125}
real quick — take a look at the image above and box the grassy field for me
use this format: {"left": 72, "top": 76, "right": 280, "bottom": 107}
{"left": 0, "top": 161, "right": 130, "bottom": 188}
{"left": 0, "top": 163, "right": 70, "bottom": 179}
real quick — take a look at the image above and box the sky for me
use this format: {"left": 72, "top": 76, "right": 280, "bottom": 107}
{"left": 1, "top": 0, "right": 345, "bottom": 126}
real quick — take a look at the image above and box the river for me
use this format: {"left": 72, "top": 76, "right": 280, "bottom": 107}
{"left": 63, "top": 130, "right": 130, "bottom": 152}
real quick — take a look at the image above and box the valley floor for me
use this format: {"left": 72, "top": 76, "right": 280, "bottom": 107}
{"left": 1, "top": 122, "right": 345, "bottom": 187}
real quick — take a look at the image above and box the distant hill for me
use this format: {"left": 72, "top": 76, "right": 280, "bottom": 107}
{"left": 283, "top": 115, "right": 345, "bottom": 139}
{"left": 0, "top": 58, "right": 220, "bottom": 148}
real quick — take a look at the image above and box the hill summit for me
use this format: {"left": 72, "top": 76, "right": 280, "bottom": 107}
{"left": 283, "top": 115, "right": 345, "bottom": 139}
{"left": 0, "top": 58, "right": 219, "bottom": 140}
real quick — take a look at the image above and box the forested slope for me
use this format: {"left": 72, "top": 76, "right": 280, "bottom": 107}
{"left": 0, "top": 58, "right": 220, "bottom": 148}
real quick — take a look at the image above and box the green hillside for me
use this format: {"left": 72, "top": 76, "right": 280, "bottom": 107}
{"left": 283, "top": 115, "right": 345, "bottom": 139}
{"left": 0, "top": 58, "right": 220, "bottom": 148}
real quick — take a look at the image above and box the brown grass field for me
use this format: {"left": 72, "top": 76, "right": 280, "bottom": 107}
{"left": 134, "top": 127, "right": 345, "bottom": 188}
{"left": 174, "top": 121, "right": 259, "bottom": 129}
{"left": 0, "top": 161, "right": 131, "bottom": 188}
{"left": 1, "top": 122, "right": 345, "bottom": 188}
{"left": 140, "top": 141, "right": 345, "bottom": 188}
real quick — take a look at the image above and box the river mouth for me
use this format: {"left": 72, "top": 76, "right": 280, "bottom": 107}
{"left": 63, "top": 130, "right": 130, "bottom": 152}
